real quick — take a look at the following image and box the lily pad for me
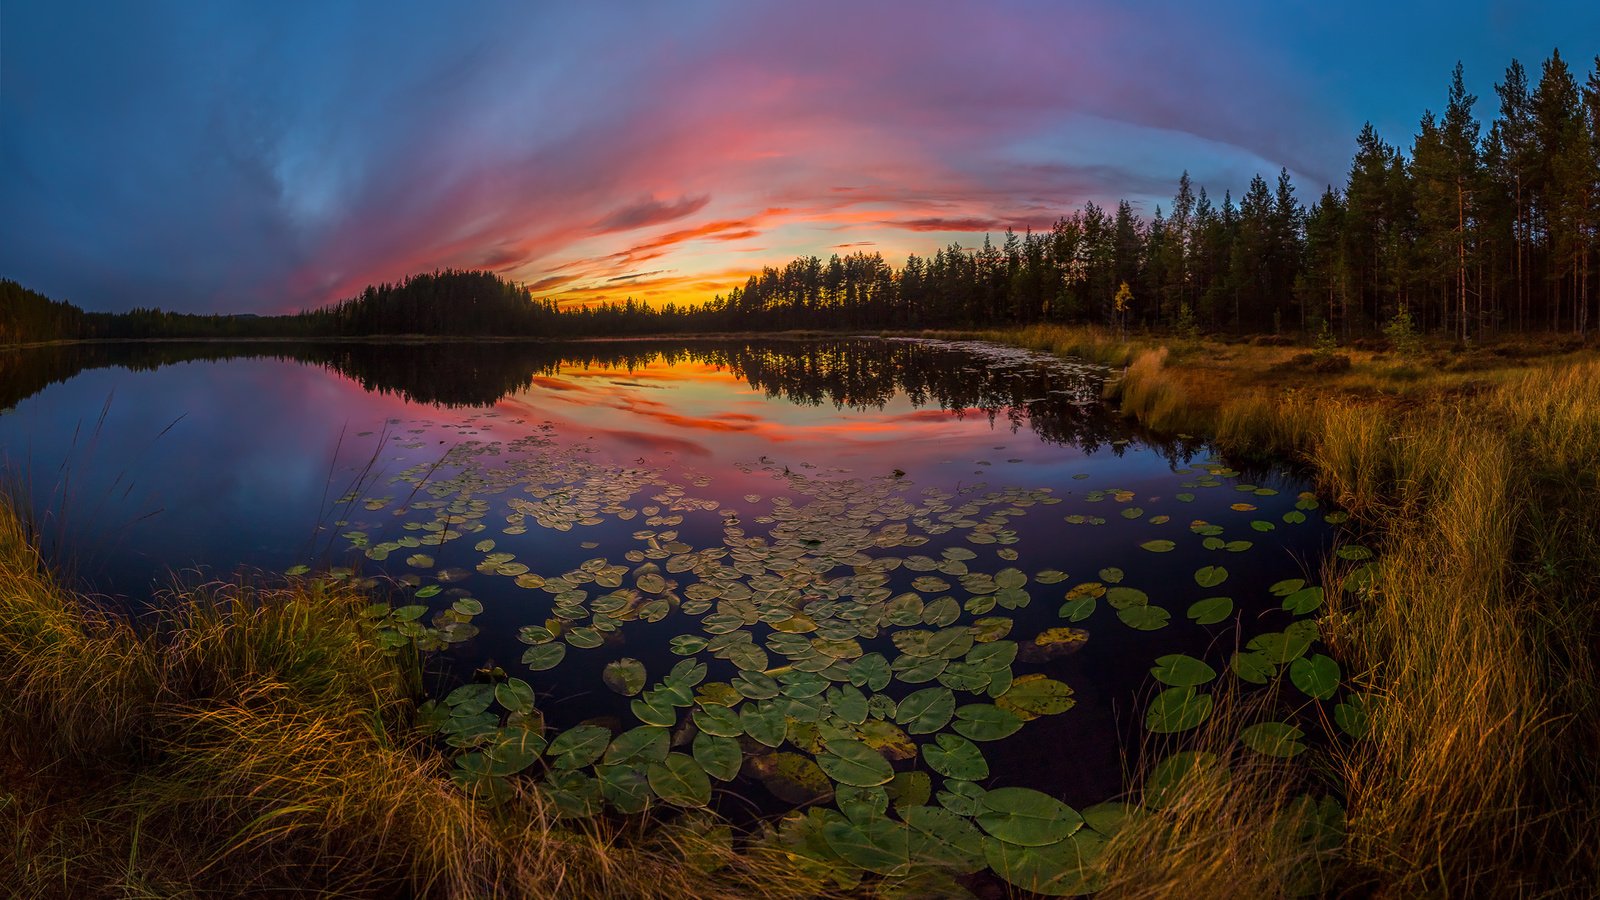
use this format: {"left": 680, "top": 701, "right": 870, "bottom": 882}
{"left": 983, "top": 832, "right": 1106, "bottom": 896}
{"left": 602, "top": 658, "right": 647, "bottom": 696}
{"left": 952, "top": 704, "right": 1024, "bottom": 741}
{"left": 817, "top": 738, "right": 895, "bottom": 787}
{"left": 548, "top": 725, "right": 612, "bottom": 769}
{"left": 922, "top": 733, "right": 989, "bottom": 780}
{"left": 1116, "top": 605, "right": 1170, "bottom": 631}
{"left": 1186, "top": 596, "right": 1233, "bottom": 625}
{"left": 996, "top": 674, "right": 1075, "bottom": 720}
{"left": 902, "top": 805, "right": 986, "bottom": 874}
{"left": 522, "top": 642, "right": 567, "bottom": 671}
{"left": 1289, "top": 653, "right": 1341, "bottom": 700}
{"left": 895, "top": 687, "right": 957, "bottom": 734}
{"left": 1145, "top": 686, "right": 1213, "bottom": 733}
{"left": 1240, "top": 721, "right": 1307, "bottom": 758}
{"left": 1282, "top": 586, "right": 1325, "bottom": 614}
{"left": 975, "top": 787, "right": 1084, "bottom": 846}
{"left": 647, "top": 753, "right": 713, "bottom": 807}
{"left": 1150, "top": 654, "right": 1217, "bottom": 687}
{"left": 692, "top": 732, "right": 743, "bottom": 781}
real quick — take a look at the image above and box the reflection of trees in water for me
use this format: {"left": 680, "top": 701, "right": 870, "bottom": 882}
{"left": 1, "top": 340, "right": 1202, "bottom": 461}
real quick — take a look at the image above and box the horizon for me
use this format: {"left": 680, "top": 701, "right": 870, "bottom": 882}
{"left": 2, "top": 1, "right": 1596, "bottom": 315}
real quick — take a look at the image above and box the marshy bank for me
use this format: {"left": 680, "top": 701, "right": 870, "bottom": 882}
{"left": 0, "top": 499, "right": 821, "bottom": 898}
{"left": 985, "top": 324, "right": 1600, "bottom": 897}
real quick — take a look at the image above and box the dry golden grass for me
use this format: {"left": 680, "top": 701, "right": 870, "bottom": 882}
{"left": 991, "top": 325, "right": 1600, "bottom": 897}
{"left": 0, "top": 503, "right": 830, "bottom": 899}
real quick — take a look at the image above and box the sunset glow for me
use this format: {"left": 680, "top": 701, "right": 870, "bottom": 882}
{"left": 3, "top": 2, "right": 1595, "bottom": 313}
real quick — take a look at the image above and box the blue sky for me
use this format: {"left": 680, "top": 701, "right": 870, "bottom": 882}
{"left": 2, "top": 1, "right": 1595, "bottom": 313}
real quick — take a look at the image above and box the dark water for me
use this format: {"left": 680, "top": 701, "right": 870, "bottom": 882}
{"left": 0, "top": 337, "right": 1336, "bottom": 815}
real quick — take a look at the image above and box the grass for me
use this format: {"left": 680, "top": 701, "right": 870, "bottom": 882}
{"left": 9, "top": 324, "right": 1599, "bottom": 896}
{"left": 0, "top": 501, "right": 827, "bottom": 899}
{"left": 985, "top": 324, "right": 1600, "bottom": 897}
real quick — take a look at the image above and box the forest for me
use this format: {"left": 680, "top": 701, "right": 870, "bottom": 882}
{"left": 4, "top": 51, "right": 1598, "bottom": 344}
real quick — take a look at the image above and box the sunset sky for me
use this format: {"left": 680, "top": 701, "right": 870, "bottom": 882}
{"left": 3, "top": 1, "right": 1593, "bottom": 314}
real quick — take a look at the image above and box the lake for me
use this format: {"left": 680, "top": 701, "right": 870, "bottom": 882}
{"left": 0, "top": 337, "right": 1351, "bottom": 892}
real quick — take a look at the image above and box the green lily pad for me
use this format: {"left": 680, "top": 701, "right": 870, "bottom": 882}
{"left": 1116, "top": 605, "right": 1170, "bottom": 630}
{"left": 821, "top": 816, "right": 914, "bottom": 876}
{"left": 922, "top": 733, "right": 989, "bottom": 780}
{"left": 817, "top": 738, "right": 895, "bottom": 787}
{"left": 602, "top": 658, "right": 647, "bottom": 696}
{"left": 1186, "top": 596, "right": 1233, "bottom": 625}
{"left": 1140, "top": 540, "right": 1176, "bottom": 553}
{"left": 1150, "top": 654, "right": 1217, "bottom": 687}
{"left": 630, "top": 695, "right": 678, "bottom": 727}
{"left": 983, "top": 832, "right": 1106, "bottom": 896}
{"left": 752, "top": 752, "right": 834, "bottom": 806}
{"left": 886, "top": 770, "right": 932, "bottom": 811}
{"left": 692, "top": 732, "right": 743, "bottom": 781}
{"left": 1145, "top": 751, "right": 1225, "bottom": 810}
{"left": 1247, "top": 620, "right": 1318, "bottom": 664}
{"left": 1283, "top": 586, "right": 1325, "bottom": 614}
{"left": 603, "top": 726, "right": 669, "bottom": 766}
{"left": 1240, "top": 721, "right": 1307, "bottom": 758}
{"left": 669, "top": 634, "right": 708, "bottom": 655}
{"left": 597, "top": 763, "right": 652, "bottom": 814}
{"left": 902, "top": 805, "right": 986, "bottom": 874}
{"left": 1145, "top": 686, "right": 1213, "bottom": 733}
{"left": 740, "top": 702, "right": 788, "bottom": 748}
{"left": 895, "top": 687, "right": 956, "bottom": 734}
{"left": 692, "top": 704, "right": 743, "bottom": 738}
{"left": 936, "top": 779, "right": 988, "bottom": 816}
{"left": 647, "top": 753, "right": 713, "bottom": 807}
{"left": 1058, "top": 595, "right": 1096, "bottom": 622}
{"left": 952, "top": 704, "right": 1024, "bottom": 741}
{"left": 996, "top": 674, "right": 1075, "bottom": 719}
{"left": 1230, "top": 651, "right": 1277, "bottom": 684}
{"left": 548, "top": 725, "right": 612, "bottom": 769}
{"left": 494, "top": 678, "right": 535, "bottom": 713}
{"left": 848, "top": 653, "right": 892, "bottom": 692}
{"left": 1335, "top": 692, "right": 1374, "bottom": 738}
{"left": 975, "top": 787, "right": 1084, "bottom": 846}
{"left": 522, "top": 642, "right": 567, "bottom": 671}
{"left": 922, "top": 596, "right": 961, "bottom": 627}
{"left": 1269, "top": 578, "right": 1306, "bottom": 597}
{"left": 1105, "top": 586, "right": 1148, "bottom": 609}
{"left": 1194, "top": 565, "right": 1228, "bottom": 588}
{"left": 1289, "top": 653, "right": 1341, "bottom": 700}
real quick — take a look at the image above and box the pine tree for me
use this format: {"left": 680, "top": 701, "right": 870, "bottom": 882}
{"left": 1493, "top": 59, "right": 1536, "bottom": 329}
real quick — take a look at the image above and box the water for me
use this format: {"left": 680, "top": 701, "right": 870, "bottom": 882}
{"left": 0, "top": 337, "right": 1344, "bottom": 883}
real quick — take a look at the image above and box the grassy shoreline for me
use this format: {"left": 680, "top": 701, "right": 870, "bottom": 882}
{"left": 0, "top": 504, "right": 823, "bottom": 898}
{"left": 983, "top": 324, "right": 1600, "bottom": 897}
{"left": 5, "top": 326, "right": 1597, "bottom": 895}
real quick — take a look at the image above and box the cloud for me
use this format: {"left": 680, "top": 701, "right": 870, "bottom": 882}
{"left": 8, "top": 0, "right": 1570, "bottom": 314}
{"left": 594, "top": 195, "right": 711, "bottom": 233}
{"left": 893, "top": 217, "right": 1008, "bottom": 233}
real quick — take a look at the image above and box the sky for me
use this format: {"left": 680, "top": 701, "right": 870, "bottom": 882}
{"left": 2, "top": 1, "right": 1596, "bottom": 315}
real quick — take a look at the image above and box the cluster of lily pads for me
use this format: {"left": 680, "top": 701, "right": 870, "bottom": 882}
{"left": 284, "top": 349, "right": 1372, "bottom": 895}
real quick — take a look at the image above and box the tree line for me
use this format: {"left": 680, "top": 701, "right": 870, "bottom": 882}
{"left": 4, "top": 50, "right": 1597, "bottom": 344}
{"left": 711, "top": 51, "right": 1600, "bottom": 340}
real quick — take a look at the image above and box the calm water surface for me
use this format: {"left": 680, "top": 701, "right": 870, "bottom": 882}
{"left": 0, "top": 337, "right": 1338, "bottom": 816}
